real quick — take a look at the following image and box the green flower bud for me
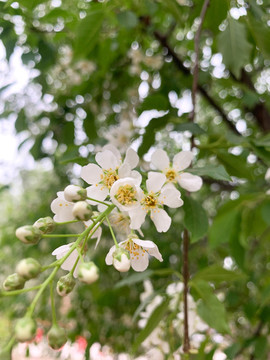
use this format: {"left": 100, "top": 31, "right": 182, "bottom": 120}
{"left": 47, "top": 325, "right": 67, "bottom": 350}
{"left": 64, "top": 184, "right": 87, "bottom": 202}
{"left": 15, "top": 225, "right": 42, "bottom": 245}
{"left": 33, "top": 217, "right": 55, "bottom": 234}
{"left": 16, "top": 258, "right": 41, "bottom": 280}
{"left": 78, "top": 262, "right": 99, "bottom": 284}
{"left": 15, "top": 317, "right": 36, "bottom": 342}
{"left": 113, "top": 248, "right": 131, "bottom": 272}
{"left": 72, "top": 201, "right": 92, "bottom": 221}
{"left": 3, "top": 273, "right": 25, "bottom": 291}
{"left": 56, "top": 273, "right": 76, "bottom": 297}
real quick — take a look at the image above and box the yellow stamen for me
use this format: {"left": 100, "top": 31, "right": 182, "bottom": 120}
{"left": 115, "top": 185, "right": 137, "bottom": 206}
{"left": 165, "top": 168, "right": 177, "bottom": 182}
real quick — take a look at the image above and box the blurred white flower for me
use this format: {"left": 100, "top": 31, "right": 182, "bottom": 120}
{"left": 104, "top": 119, "right": 134, "bottom": 154}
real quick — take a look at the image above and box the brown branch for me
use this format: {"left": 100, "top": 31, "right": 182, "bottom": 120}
{"left": 182, "top": 228, "right": 190, "bottom": 353}
{"left": 153, "top": 32, "right": 241, "bottom": 136}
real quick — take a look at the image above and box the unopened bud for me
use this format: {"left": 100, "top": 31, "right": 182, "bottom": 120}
{"left": 16, "top": 258, "right": 41, "bottom": 280}
{"left": 78, "top": 262, "right": 99, "bottom": 284}
{"left": 64, "top": 184, "right": 87, "bottom": 202}
{"left": 15, "top": 317, "right": 36, "bottom": 342}
{"left": 47, "top": 325, "right": 67, "bottom": 350}
{"left": 72, "top": 201, "right": 92, "bottom": 221}
{"left": 3, "top": 273, "right": 25, "bottom": 291}
{"left": 57, "top": 273, "right": 76, "bottom": 297}
{"left": 34, "top": 217, "right": 55, "bottom": 234}
{"left": 15, "top": 225, "right": 42, "bottom": 245}
{"left": 113, "top": 248, "right": 131, "bottom": 272}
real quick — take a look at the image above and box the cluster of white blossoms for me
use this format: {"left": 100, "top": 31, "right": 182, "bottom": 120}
{"left": 2, "top": 143, "right": 202, "bottom": 353}
{"left": 128, "top": 47, "right": 163, "bottom": 75}
{"left": 50, "top": 144, "right": 202, "bottom": 274}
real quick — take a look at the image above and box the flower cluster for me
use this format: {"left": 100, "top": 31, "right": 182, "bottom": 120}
{"left": 1, "top": 144, "right": 202, "bottom": 354}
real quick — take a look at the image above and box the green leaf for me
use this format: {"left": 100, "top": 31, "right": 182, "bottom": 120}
{"left": 139, "top": 94, "right": 170, "bottom": 113}
{"left": 74, "top": 7, "right": 105, "bottom": 57}
{"left": 261, "top": 202, "right": 270, "bottom": 225}
{"left": 191, "top": 280, "right": 230, "bottom": 334}
{"left": 209, "top": 204, "right": 241, "bottom": 248}
{"left": 138, "top": 114, "right": 170, "bottom": 157}
{"left": 183, "top": 196, "right": 208, "bottom": 243}
{"left": 215, "top": 150, "right": 254, "bottom": 180}
{"left": 117, "top": 11, "right": 138, "bottom": 29}
{"left": 132, "top": 297, "right": 170, "bottom": 353}
{"left": 173, "top": 122, "right": 205, "bottom": 135}
{"left": 247, "top": 14, "right": 270, "bottom": 60}
{"left": 217, "top": 17, "right": 252, "bottom": 78}
{"left": 205, "top": 0, "right": 229, "bottom": 33}
{"left": 188, "top": 165, "right": 231, "bottom": 181}
{"left": 115, "top": 270, "right": 153, "bottom": 289}
{"left": 192, "top": 265, "right": 246, "bottom": 284}
{"left": 254, "top": 336, "right": 268, "bottom": 359}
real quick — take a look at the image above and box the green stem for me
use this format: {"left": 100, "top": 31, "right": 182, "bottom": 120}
{"left": 106, "top": 216, "right": 118, "bottom": 247}
{"left": 1, "top": 284, "right": 42, "bottom": 297}
{"left": 87, "top": 197, "right": 110, "bottom": 206}
{"left": 26, "top": 204, "right": 116, "bottom": 316}
{"left": 55, "top": 220, "right": 80, "bottom": 225}
{"left": 42, "top": 234, "right": 79, "bottom": 238}
{"left": 1, "top": 336, "right": 15, "bottom": 354}
{"left": 41, "top": 260, "right": 61, "bottom": 272}
{"left": 50, "top": 282, "right": 57, "bottom": 325}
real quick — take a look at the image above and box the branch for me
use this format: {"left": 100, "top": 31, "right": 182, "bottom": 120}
{"left": 153, "top": 32, "right": 241, "bottom": 136}
{"left": 182, "top": 228, "right": 190, "bottom": 353}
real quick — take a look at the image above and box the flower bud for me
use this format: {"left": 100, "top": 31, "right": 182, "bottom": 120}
{"left": 47, "top": 325, "right": 67, "bottom": 350}
{"left": 78, "top": 262, "right": 99, "bottom": 284}
{"left": 64, "top": 184, "right": 87, "bottom": 202}
{"left": 15, "top": 317, "right": 36, "bottom": 342}
{"left": 33, "top": 217, "right": 55, "bottom": 234}
{"left": 72, "top": 201, "right": 92, "bottom": 221}
{"left": 3, "top": 273, "right": 25, "bottom": 291}
{"left": 56, "top": 273, "right": 76, "bottom": 297}
{"left": 113, "top": 248, "right": 131, "bottom": 272}
{"left": 16, "top": 258, "right": 41, "bottom": 280}
{"left": 15, "top": 225, "right": 42, "bottom": 245}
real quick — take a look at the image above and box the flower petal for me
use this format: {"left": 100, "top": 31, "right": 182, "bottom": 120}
{"left": 159, "top": 187, "right": 184, "bottom": 208}
{"left": 151, "top": 149, "right": 170, "bottom": 171}
{"left": 124, "top": 148, "right": 139, "bottom": 169}
{"left": 86, "top": 184, "right": 109, "bottom": 204}
{"left": 177, "top": 172, "right": 203, "bottom": 192}
{"left": 129, "top": 207, "right": 147, "bottom": 230}
{"left": 102, "top": 144, "right": 121, "bottom": 162}
{"left": 118, "top": 163, "right": 131, "bottom": 178}
{"left": 131, "top": 170, "right": 142, "bottom": 185}
{"left": 173, "top": 151, "right": 194, "bottom": 171}
{"left": 105, "top": 245, "right": 116, "bottom": 265}
{"left": 52, "top": 243, "right": 73, "bottom": 256}
{"left": 150, "top": 209, "right": 171, "bottom": 232}
{"left": 130, "top": 248, "right": 149, "bottom": 272}
{"left": 51, "top": 197, "right": 74, "bottom": 222}
{"left": 81, "top": 163, "right": 103, "bottom": 185}
{"left": 147, "top": 244, "right": 163, "bottom": 262}
{"left": 95, "top": 150, "right": 119, "bottom": 170}
{"left": 146, "top": 172, "right": 166, "bottom": 193}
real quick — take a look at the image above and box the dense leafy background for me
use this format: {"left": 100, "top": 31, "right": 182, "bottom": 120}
{"left": 1, "top": 0, "right": 270, "bottom": 358}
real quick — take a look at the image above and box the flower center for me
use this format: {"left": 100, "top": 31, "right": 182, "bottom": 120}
{"left": 101, "top": 169, "right": 119, "bottom": 189}
{"left": 165, "top": 169, "right": 177, "bottom": 182}
{"left": 141, "top": 192, "right": 158, "bottom": 210}
{"left": 124, "top": 240, "right": 146, "bottom": 259}
{"left": 115, "top": 185, "right": 137, "bottom": 206}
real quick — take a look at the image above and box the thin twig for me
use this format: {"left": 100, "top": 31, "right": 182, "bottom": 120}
{"left": 182, "top": 228, "right": 190, "bottom": 353}
{"left": 190, "top": 0, "right": 210, "bottom": 122}
{"left": 183, "top": 1, "right": 210, "bottom": 354}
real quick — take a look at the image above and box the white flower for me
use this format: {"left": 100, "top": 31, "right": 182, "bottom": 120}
{"left": 129, "top": 172, "right": 183, "bottom": 233}
{"left": 105, "top": 237, "right": 163, "bottom": 272}
{"left": 110, "top": 177, "right": 144, "bottom": 212}
{"left": 151, "top": 149, "right": 203, "bottom": 192}
{"left": 265, "top": 168, "right": 270, "bottom": 181}
{"left": 81, "top": 145, "right": 140, "bottom": 204}
{"left": 52, "top": 243, "right": 81, "bottom": 278}
{"left": 64, "top": 184, "right": 87, "bottom": 202}
{"left": 104, "top": 119, "right": 134, "bottom": 154}
{"left": 51, "top": 191, "right": 75, "bottom": 222}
